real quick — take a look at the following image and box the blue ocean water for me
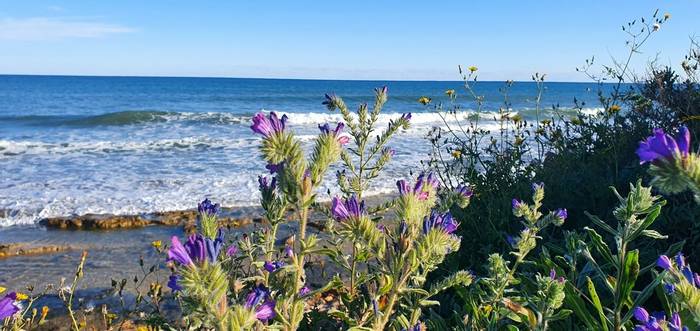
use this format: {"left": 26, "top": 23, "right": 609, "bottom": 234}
{"left": 0, "top": 75, "right": 610, "bottom": 226}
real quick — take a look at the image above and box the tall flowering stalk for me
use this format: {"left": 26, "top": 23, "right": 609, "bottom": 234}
{"left": 460, "top": 182, "right": 567, "bottom": 330}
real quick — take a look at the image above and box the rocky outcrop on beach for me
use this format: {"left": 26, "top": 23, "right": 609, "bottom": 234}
{"left": 38, "top": 210, "right": 257, "bottom": 230}
{"left": 0, "top": 243, "right": 70, "bottom": 258}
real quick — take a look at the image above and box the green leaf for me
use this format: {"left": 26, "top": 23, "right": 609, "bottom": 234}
{"left": 563, "top": 281, "right": 600, "bottom": 330}
{"left": 618, "top": 249, "right": 640, "bottom": 308}
{"left": 584, "top": 227, "right": 616, "bottom": 266}
{"left": 640, "top": 229, "right": 667, "bottom": 240}
{"left": 586, "top": 276, "right": 610, "bottom": 331}
{"left": 621, "top": 271, "right": 663, "bottom": 324}
{"left": 585, "top": 212, "right": 617, "bottom": 236}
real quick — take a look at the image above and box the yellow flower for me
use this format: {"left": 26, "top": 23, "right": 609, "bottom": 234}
{"left": 515, "top": 136, "right": 524, "bottom": 146}
{"left": 445, "top": 89, "right": 455, "bottom": 97}
{"left": 136, "top": 326, "right": 150, "bottom": 331}
{"left": 468, "top": 66, "right": 478, "bottom": 73}
{"left": 608, "top": 104, "right": 621, "bottom": 114}
{"left": 418, "top": 96, "right": 432, "bottom": 105}
{"left": 451, "top": 150, "right": 462, "bottom": 158}
{"left": 664, "top": 13, "right": 671, "bottom": 20}
{"left": 653, "top": 23, "right": 660, "bottom": 31}
{"left": 151, "top": 240, "right": 162, "bottom": 249}
{"left": 511, "top": 114, "right": 523, "bottom": 123}
{"left": 541, "top": 119, "right": 552, "bottom": 125}
{"left": 16, "top": 292, "right": 28, "bottom": 300}
{"left": 0, "top": 286, "right": 6, "bottom": 294}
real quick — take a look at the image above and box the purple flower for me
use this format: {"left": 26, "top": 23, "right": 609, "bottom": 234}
{"left": 532, "top": 182, "right": 544, "bottom": 191}
{"left": 319, "top": 122, "right": 349, "bottom": 145}
{"left": 168, "top": 231, "right": 224, "bottom": 266}
{"left": 694, "top": 273, "right": 700, "bottom": 288}
{"left": 331, "top": 195, "right": 365, "bottom": 222}
{"left": 637, "top": 126, "right": 690, "bottom": 164}
{"left": 258, "top": 175, "right": 277, "bottom": 193}
{"left": 402, "top": 322, "right": 423, "bottom": 331}
{"left": 400, "top": 113, "right": 412, "bottom": 122}
{"left": 226, "top": 244, "right": 238, "bottom": 257}
{"left": 657, "top": 255, "right": 673, "bottom": 270}
{"left": 266, "top": 162, "right": 283, "bottom": 174}
{"left": 455, "top": 185, "right": 473, "bottom": 199}
{"left": 284, "top": 245, "right": 294, "bottom": 258}
{"left": 264, "top": 260, "right": 284, "bottom": 273}
{"left": 682, "top": 266, "right": 694, "bottom": 285}
{"left": 382, "top": 147, "right": 395, "bottom": 157}
{"left": 322, "top": 93, "right": 338, "bottom": 110}
{"left": 664, "top": 283, "right": 676, "bottom": 294}
{"left": 511, "top": 199, "right": 525, "bottom": 209}
{"left": 244, "top": 284, "right": 276, "bottom": 322}
{"left": 633, "top": 307, "right": 650, "bottom": 323}
{"left": 548, "top": 268, "right": 565, "bottom": 283}
{"left": 255, "top": 300, "right": 276, "bottom": 322}
{"left": 397, "top": 172, "right": 439, "bottom": 201}
{"left": 251, "top": 112, "right": 288, "bottom": 138}
{"left": 299, "top": 286, "right": 311, "bottom": 296}
{"left": 669, "top": 312, "right": 684, "bottom": 331}
{"left": 675, "top": 253, "right": 686, "bottom": 269}
{"left": 167, "top": 274, "right": 182, "bottom": 292}
{"left": 168, "top": 236, "right": 194, "bottom": 266}
{"left": 375, "top": 86, "right": 388, "bottom": 96}
{"left": 506, "top": 235, "right": 517, "bottom": 247}
{"left": 554, "top": 208, "right": 568, "bottom": 221}
{"left": 423, "top": 211, "right": 459, "bottom": 235}
{"left": 197, "top": 198, "right": 219, "bottom": 217}
{"left": 0, "top": 292, "right": 19, "bottom": 319}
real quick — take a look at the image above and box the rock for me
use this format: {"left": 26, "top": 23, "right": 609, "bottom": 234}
{"left": 0, "top": 243, "right": 70, "bottom": 259}
{"left": 40, "top": 214, "right": 149, "bottom": 230}
{"left": 40, "top": 210, "right": 258, "bottom": 231}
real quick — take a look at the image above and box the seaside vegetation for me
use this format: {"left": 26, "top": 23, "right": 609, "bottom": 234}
{"left": 2, "top": 9, "right": 700, "bottom": 331}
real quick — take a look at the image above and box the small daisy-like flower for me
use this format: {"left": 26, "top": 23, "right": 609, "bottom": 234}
{"left": 418, "top": 96, "right": 432, "bottom": 105}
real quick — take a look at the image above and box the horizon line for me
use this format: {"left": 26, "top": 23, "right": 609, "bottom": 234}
{"left": 0, "top": 73, "right": 608, "bottom": 84}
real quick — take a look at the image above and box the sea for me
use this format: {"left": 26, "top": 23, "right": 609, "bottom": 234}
{"left": 0, "top": 75, "right": 612, "bottom": 227}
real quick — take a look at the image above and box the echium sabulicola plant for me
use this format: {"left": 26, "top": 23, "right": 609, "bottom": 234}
{"left": 247, "top": 109, "right": 351, "bottom": 330}
{"left": 167, "top": 107, "right": 350, "bottom": 330}
{"left": 318, "top": 87, "right": 474, "bottom": 330}
{"left": 550, "top": 181, "right": 669, "bottom": 331}
{"left": 656, "top": 253, "right": 700, "bottom": 326}
{"left": 458, "top": 182, "right": 568, "bottom": 330}
{"left": 637, "top": 126, "right": 700, "bottom": 202}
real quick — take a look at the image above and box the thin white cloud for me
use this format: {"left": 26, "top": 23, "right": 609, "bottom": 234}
{"left": 0, "top": 17, "right": 135, "bottom": 41}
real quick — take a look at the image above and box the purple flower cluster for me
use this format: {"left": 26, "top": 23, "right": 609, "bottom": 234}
{"left": 401, "top": 322, "right": 423, "bottom": 331}
{"left": 422, "top": 211, "right": 459, "bottom": 235}
{"left": 657, "top": 253, "right": 700, "bottom": 292}
{"left": 197, "top": 198, "right": 219, "bottom": 217}
{"left": 168, "top": 230, "right": 224, "bottom": 266}
{"left": 633, "top": 307, "right": 687, "bottom": 331}
{"left": 331, "top": 195, "right": 365, "bottom": 222}
{"left": 251, "top": 112, "right": 288, "bottom": 138}
{"left": 397, "top": 172, "right": 439, "bottom": 201}
{"left": 244, "top": 284, "right": 276, "bottom": 322}
{"left": 319, "top": 122, "right": 350, "bottom": 145}
{"left": 637, "top": 126, "right": 690, "bottom": 164}
{"left": 0, "top": 292, "right": 19, "bottom": 319}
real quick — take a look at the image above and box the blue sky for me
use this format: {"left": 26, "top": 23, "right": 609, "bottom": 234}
{"left": 0, "top": 1, "right": 698, "bottom": 81}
